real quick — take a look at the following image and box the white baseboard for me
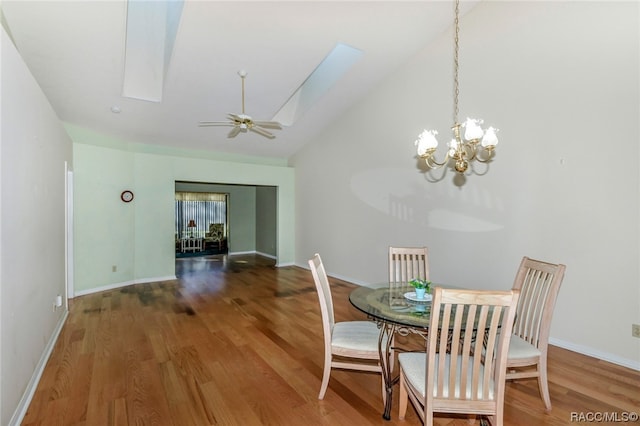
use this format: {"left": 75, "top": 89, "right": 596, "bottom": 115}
{"left": 294, "top": 262, "right": 371, "bottom": 286}
{"left": 9, "top": 309, "right": 69, "bottom": 426}
{"left": 229, "top": 250, "right": 294, "bottom": 266}
{"left": 254, "top": 251, "right": 295, "bottom": 267}
{"left": 549, "top": 337, "right": 640, "bottom": 371}
{"left": 135, "top": 275, "right": 177, "bottom": 285}
{"left": 72, "top": 254, "right": 288, "bottom": 297}
{"left": 228, "top": 250, "right": 254, "bottom": 255}
{"left": 73, "top": 275, "right": 177, "bottom": 297}
{"left": 255, "top": 251, "right": 276, "bottom": 260}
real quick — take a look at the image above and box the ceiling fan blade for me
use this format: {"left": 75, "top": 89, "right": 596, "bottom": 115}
{"left": 227, "top": 127, "right": 242, "bottom": 138}
{"left": 253, "top": 120, "right": 282, "bottom": 129}
{"left": 199, "top": 121, "right": 233, "bottom": 127}
{"left": 200, "top": 72, "right": 280, "bottom": 139}
{"left": 250, "top": 126, "right": 276, "bottom": 139}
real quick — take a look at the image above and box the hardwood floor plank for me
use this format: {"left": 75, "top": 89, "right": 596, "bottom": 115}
{"left": 107, "top": 398, "right": 128, "bottom": 426}
{"left": 197, "top": 370, "right": 264, "bottom": 425}
{"left": 22, "top": 254, "right": 640, "bottom": 425}
{"left": 63, "top": 351, "right": 94, "bottom": 424}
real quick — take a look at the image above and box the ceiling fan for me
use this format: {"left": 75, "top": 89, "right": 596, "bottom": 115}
{"left": 199, "top": 70, "right": 282, "bottom": 139}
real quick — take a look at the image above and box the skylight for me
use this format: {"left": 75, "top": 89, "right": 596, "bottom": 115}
{"left": 122, "top": 0, "right": 184, "bottom": 102}
{"left": 272, "top": 43, "right": 363, "bottom": 126}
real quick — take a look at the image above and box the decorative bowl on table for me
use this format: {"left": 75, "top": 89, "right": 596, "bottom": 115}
{"left": 404, "top": 291, "right": 433, "bottom": 302}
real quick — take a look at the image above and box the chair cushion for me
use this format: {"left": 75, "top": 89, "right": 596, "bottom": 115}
{"left": 332, "top": 321, "right": 383, "bottom": 352}
{"left": 508, "top": 335, "right": 541, "bottom": 360}
{"left": 205, "top": 223, "right": 224, "bottom": 241}
{"left": 399, "top": 352, "right": 495, "bottom": 400}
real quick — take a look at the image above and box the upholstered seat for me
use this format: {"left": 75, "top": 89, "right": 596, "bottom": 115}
{"left": 331, "top": 321, "right": 382, "bottom": 357}
{"left": 308, "top": 253, "right": 390, "bottom": 401}
{"left": 508, "top": 335, "right": 542, "bottom": 359}
{"left": 204, "top": 223, "right": 225, "bottom": 249}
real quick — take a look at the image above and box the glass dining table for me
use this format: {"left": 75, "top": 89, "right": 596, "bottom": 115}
{"left": 349, "top": 284, "right": 436, "bottom": 420}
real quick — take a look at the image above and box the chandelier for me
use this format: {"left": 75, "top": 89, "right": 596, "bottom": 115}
{"left": 414, "top": 0, "right": 498, "bottom": 174}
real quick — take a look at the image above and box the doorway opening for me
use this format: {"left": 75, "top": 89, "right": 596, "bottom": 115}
{"left": 174, "top": 181, "right": 278, "bottom": 261}
{"left": 175, "top": 191, "right": 229, "bottom": 257}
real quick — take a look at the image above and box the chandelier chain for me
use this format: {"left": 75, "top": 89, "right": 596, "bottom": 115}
{"left": 453, "top": 0, "right": 460, "bottom": 124}
{"left": 413, "top": 0, "right": 499, "bottom": 175}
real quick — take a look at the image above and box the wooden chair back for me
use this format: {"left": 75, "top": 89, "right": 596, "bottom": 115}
{"left": 388, "top": 246, "right": 429, "bottom": 289}
{"left": 511, "top": 257, "right": 566, "bottom": 352}
{"left": 507, "top": 256, "right": 566, "bottom": 410}
{"left": 424, "top": 287, "right": 519, "bottom": 425}
{"left": 309, "top": 254, "right": 335, "bottom": 344}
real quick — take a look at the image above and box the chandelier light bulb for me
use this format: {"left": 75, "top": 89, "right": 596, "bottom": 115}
{"left": 481, "top": 127, "right": 499, "bottom": 148}
{"left": 415, "top": 129, "right": 439, "bottom": 156}
{"left": 448, "top": 138, "right": 459, "bottom": 156}
{"left": 463, "top": 118, "right": 484, "bottom": 140}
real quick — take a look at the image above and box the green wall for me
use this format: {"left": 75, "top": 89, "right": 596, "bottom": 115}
{"left": 256, "top": 186, "right": 278, "bottom": 257}
{"left": 71, "top": 126, "right": 294, "bottom": 295}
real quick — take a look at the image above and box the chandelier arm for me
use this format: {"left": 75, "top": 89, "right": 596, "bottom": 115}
{"left": 462, "top": 140, "right": 478, "bottom": 162}
{"left": 472, "top": 147, "right": 496, "bottom": 163}
{"left": 421, "top": 152, "right": 450, "bottom": 169}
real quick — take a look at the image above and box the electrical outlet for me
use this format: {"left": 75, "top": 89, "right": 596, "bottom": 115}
{"left": 632, "top": 324, "right": 640, "bottom": 339}
{"left": 53, "top": 295, "right": 63, "bottom": 311}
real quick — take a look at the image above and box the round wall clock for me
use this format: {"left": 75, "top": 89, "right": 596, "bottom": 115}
{"left": 120, "top": 190, "right": 134, "bottom": 203}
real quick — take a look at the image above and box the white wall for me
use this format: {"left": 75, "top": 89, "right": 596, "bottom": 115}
{"left": 1, "top": 26, "right": 73, "bottom": 425}
{"left": 292, "top": 1, "right": 639, "bottom": 369}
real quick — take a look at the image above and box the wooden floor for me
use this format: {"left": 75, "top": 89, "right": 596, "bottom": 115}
{"left": 23, "top": 254, "right": 639, "bottom": 425}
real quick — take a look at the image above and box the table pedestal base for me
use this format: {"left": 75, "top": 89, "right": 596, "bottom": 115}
{"left": 377, "top": 321, "right": 429, "bottom": 420}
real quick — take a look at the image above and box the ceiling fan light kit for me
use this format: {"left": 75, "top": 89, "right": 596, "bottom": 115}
{"left": 199, "top": 70, "right": 282, "bottom": 139}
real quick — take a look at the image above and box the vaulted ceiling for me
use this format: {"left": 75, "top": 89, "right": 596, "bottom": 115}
{"left": 2, "top": 1, "right": 478, "bottom": 159}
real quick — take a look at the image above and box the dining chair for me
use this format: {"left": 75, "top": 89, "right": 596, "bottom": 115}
{"left": 389, "top": 246, "right": 429, "bottom": 290}
{"left": 308, "top": 253, "right": 389, "bottom": 401}
{"left": 507, "top": 256, "right": 566, "bottom": 411}
{"left": 398, "top": 287, "right": 519, "bottom": 426}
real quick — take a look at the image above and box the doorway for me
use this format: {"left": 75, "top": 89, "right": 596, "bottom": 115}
{"left": 175, "top": 191, "right": 228, "bottom": 257}
{"left": 174, "top": 181, "right": 277, "bottom": 259}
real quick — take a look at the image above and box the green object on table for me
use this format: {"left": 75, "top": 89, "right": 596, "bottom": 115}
{"left": 409, "top": 278, "right": 432, "bottom": 292}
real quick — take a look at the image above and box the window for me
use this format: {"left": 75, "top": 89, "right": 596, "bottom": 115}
{"left": 175, "top": 192, "right": 228, "bottom": 239}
